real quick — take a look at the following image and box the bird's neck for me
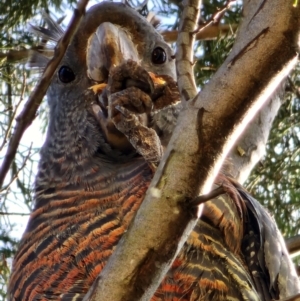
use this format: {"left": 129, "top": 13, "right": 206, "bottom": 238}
{"left": 34, "top": 107, "right": 153, "bottom": 206}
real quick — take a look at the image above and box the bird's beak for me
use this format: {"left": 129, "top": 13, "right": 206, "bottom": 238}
{"left": 87, "top": 22, "right": 139, "bottom": 82}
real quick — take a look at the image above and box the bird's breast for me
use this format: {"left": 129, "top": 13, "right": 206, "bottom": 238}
{"left": 8, "top": 160, "right": 153, "bottom": 301}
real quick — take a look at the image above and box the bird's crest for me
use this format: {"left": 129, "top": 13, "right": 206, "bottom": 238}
{"left": 28, "top": 13, "right": 63, "bottom": 70}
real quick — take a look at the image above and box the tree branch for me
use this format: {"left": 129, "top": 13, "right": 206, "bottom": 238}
{"left": 190, "top": 186, "right": 225, "bottom": 206}
{"left": 176, "top": 0, "right": 200, "bottom": 101}
{"left": 161, "top": 23, "right": 238, "bottom": 43}
{"left": 84, "top": 1, "right": 202, "bottom": 301}
{"left": 286, "top": 234, "right": 300, "bottom": 258}
{"left": 0, "top": 0, "right": 90, "bottom": 188}
{"left": 0, "top": 47, "right": 53, "bottom": 63}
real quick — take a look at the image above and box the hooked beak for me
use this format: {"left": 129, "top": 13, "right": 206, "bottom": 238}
{"left": 87, "top": 22, "right": 139, "bottom": 82}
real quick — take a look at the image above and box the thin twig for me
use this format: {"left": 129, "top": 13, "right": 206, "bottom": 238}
{"left": 1, "top": 106, "right": 13, "bottom": 113}
{"left": 190, "top": 186, "right": 225, "bottom": 206}
{"left": 286, "top": 234, "right": 300, "bottom": 258}
{"left": 0, "top": 212, "right": 30, "bottom": 216}
{"left": 162, "top": 24, "right": 238, "bottom": 43}
{"left": 0, "top": 143, "right": 32, "bottom": 193}
{"left": 0, "top": 0, "right": 90, "bottom": 188}
{"left": 194, "top": 0, "right": 236, "bottom": 34}
{"left": 0, "top": 73, "right": 26, "bottom": 152}
{"left": 0, "top": 47, "right": 54, "bottom": 63}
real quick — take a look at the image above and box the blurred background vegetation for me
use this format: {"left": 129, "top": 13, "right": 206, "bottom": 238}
{"left": 0, "top": 0, "right": 299, "bottom": 299}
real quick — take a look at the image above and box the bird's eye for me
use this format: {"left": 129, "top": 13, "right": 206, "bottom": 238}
{"left": 58, "top": 66, "right": 75, "bottom": 83}
{"left": 151, "top": 47, "right": 167, "bottom": 65}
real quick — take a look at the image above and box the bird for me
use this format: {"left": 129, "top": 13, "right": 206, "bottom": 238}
{"left": 7, "top": 2, "right": 300, "bottom": 301}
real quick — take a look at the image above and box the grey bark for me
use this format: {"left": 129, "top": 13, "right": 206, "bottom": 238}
{"left": 228, "top": 93, "right": 282, "bottom": 184}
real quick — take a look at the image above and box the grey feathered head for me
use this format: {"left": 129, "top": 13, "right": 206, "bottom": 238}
{"left": 32, "top": 2, "right": 178, "bottom": 164}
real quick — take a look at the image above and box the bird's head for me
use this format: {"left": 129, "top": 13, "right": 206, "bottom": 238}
{"left": 38, "top": 2, "right": 178, "bottom": 161}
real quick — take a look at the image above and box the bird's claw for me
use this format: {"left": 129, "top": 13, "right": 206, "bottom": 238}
{"left": 112, "top": 105, "right": 163, "bottom": 164}
{"left": 91, "top": 59, "right": 179, "bottom": 163}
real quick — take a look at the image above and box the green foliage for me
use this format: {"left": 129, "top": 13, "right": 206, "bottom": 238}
{"left": 0, "top": 0, "right": 77, "bottom": 30}
{"left": 194, "top": 0, "right": 242, "bottom": 87}
{"left": 0, "top": 253, "right": 11, "bottom": 300}
{"left": 194, "top": 33, "right": 236, "bottom": 87}
{"left": 0, "top": 230, "right": 18, "bottom": 299}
